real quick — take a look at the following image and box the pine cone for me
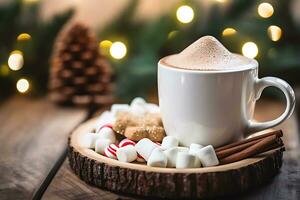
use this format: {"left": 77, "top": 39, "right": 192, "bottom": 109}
{"left": 49, "top": 23, "right": 114, "bottom": 107}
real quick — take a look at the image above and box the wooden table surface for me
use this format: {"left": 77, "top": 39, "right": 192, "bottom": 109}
{"left": 0, "top": 96, "right": 299, "bottom": 200}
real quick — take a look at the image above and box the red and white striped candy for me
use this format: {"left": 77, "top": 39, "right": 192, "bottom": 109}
{"left": 136, "top": 154, "right": 146, "bottom": 163}
{"left": 119, "top": 138, "right": 136, "bottom": 147}
{"left": 99, "top": 124, "right": 113, "bottom": 130}
{"left": 104, "top": 144, "right": 118, "bottom": 159}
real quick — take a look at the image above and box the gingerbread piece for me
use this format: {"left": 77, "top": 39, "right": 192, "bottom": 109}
{"left": 113, "top": 112, "right": 165, "bottom": 142}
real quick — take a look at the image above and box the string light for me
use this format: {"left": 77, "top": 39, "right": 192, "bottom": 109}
{"left": 99, "top": 40, "right": 112, "bottom": 55}
{"left": 242, "top": 42, "right": 258, "bottom": 58}
{"left": 222, "top": 28, "right": 237, "bottom": 36}
{"left": 258, "top": 3, "right": 274, "bottom": 18}
{"left": 176, "top": 5, "right": 194, "bottom": 24}
{"left": 23, "top": 0, "right": 39, "bottom": 4}
{"left": 8, "top": 50, "right": 24, "bottom": 71}
{"left": 216, "top": 0, "right": 226, "bottom": 3}
{"left": 110, "top": 41, "right": 127, "bottom": 59}
{"left": 0, "top": 64, "right": 10, "bottom": 76}
{"left": 267, "top": 25, "right": 282, "bottom": 41}
{"left": 16, "top": 78, "right": 30, "bottom": 93}
{"left": 17, "top": 33, "right": 31, "bottom": 41}
{"left": 99, "top": 40, "right": 112, "bottom": 49}
{"left": 168, "top": 30, "right": 179, "bottom": 39}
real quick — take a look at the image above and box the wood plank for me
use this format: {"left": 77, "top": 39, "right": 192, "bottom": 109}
{"left": 42, "top": 100, "right": 300, "bottom": 200}
{"left": 0, "top": 96, "right": 88, "bottom": 200}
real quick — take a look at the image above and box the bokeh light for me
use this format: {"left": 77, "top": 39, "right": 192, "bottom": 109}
{"left": 16, "top": 78, "right": 30, "bottom": 93}
{"left": 258, "top": 3, "right": 274, "bottom": 18}
{"left": 8, "top": 51, "right": 24, "bottom": 71}
{"left": 267, "top": 25, "right": 282, "bottom": 41}
{"left": 176, "top": 5, "right": 194, "bottom": 24}
{"left": 242, "top": 42, "right": 258, "bottom": 58}
{"left": 23, "top": 0, "right": 39, "bottom": 4}
{"left": 0, "top": 65, "right": 10, "bottom": 76}
{"left": 99, "top": 40, "right": 112, "bottom": 49}
{"left": 222, "top": 28, "right": 237, "bottom": 36}
{"left": 110, "top": 41, "right": 127, "bottom": 59}
{"left": 17, "top": 33, "right": 31, "bottom": 41}
{"left": 168, "top": 30, "right": 179, "bottom": 39}
{"left": 99, "top": 40, "right": 113, "bottom": 55}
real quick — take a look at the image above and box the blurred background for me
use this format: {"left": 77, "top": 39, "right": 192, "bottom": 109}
{"left": 1, "top": 0, "right": 300, "bottom": 105}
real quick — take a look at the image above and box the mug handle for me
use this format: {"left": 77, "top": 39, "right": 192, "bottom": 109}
{"left": 246, "top": 77, "right": 295, "bottom": 134}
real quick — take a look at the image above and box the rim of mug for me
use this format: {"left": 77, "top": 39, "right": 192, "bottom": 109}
{"left": 158, "top": 57, "right": 258, "bottom": 74}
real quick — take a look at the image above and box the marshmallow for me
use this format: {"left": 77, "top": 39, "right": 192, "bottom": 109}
{"left": 95, "top": 138, "right": 113, "bottom": 155}
{"left": 96, "top": 111, "right": 115, "bottom": 132}
{"left": 96, "top": 125, "right": 116, "bottom": 143}
{"left": 189, "top": 143, "right": 204, "bottom": 156}
{"left": 104, "top": 144, "right": 118, "bottom": 159}
{"left": 80, "top": 133, "right": 103, "bottom": 149}
{"left": 119, "top": 138, "right": 136, "bottom": 147}
{"left": 130, "top": 104, "right": 147, "bottom": 116}
{"left": 176, "top": 152, "right": 198, "bottom": 169}
{"left": 111, "top": 104, "right": 131, "bottom": 117}
{"left": 195, "top": 145, "right": 219, "bottom": 167}
{"left": 130, "top": 97, "right": 146, "bottom": 106}
{"left": 145, "top": 103, "right": 160, "bottom": 113}
{"left": 147, "top": 148, "right": 167, "bottom": 168}
{"left": 161, "top": 136, "right": 179, "bottom": 150}
{"left": 135, "top": 138, "right": 158, "bottom": 161}
{"left": 130, "top": 97, "right": 147, "bottom": 116}
{"left": 136, "top": 154, "right": 146, "bottom": 162}
{"left": 163, "top": 147, "right": 189, "bottom": 168}
{"left": 116, "top": 145, "right": 137, "bottom": 163}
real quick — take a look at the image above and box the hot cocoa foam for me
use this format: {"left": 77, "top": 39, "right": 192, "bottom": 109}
{"left": 162, "top": 36, "right": 253, "bottom": 71}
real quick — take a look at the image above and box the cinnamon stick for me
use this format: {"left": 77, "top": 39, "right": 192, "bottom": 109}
{"left": 219, "top": 135, "right": 282, "bottom": 165}
{"left": 216, "top": 139, "right": 258, "bottom": 159}
{"left": 215, "top": 130, "right": 283, "bottom": 152}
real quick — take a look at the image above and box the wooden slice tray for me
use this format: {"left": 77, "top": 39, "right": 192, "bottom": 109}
{"left": 68, "top": 118, "right": 283, "bottom": 199}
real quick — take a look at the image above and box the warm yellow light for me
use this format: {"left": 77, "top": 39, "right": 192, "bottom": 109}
{"left": 267, "top": 25, "right": 282, "bottom": 42}
{"left": 216, "top": 0, "right": 226, "bottom": 3}
{"left": 168, "top": 30, "right": 179, "bottom": 39}
{"left": 258, "top": 3, "right": 274, "bottom": 18}
{"left": 17, "top": 33, "right": 31, "bottom": 41}
{"left": 23, "top": 0, "right": 39, "bottom": 4}
{"left": 8, "top": 51, "right": 24, "bottom": 71}
{"left": 242, "top": 42, "right": 258, "bottom": 59}
{"left": 222, "top": 28, "right": 237, "bottom": 36}
{"left": 16, "top": 78, "right": 30, "bottom": 93}
{"left": 110, "top": 41, "right": 127, "bottom": 59}
{"left": 176, "top": 5, "right": 194, "bottom": 24}
{"left": 99, "top": 40, "right": 112, "bottom": 49}
{"left": 0, "top": 65, "right": 10, "bottom": 76}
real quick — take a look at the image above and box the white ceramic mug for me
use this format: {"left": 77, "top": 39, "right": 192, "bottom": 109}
{"left": 158, "top": 58, "right": 295, "bottom": 147}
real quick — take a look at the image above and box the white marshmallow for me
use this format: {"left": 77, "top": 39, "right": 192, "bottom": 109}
{"left": 145, "top": 103, "right": 160, "bottom": 113}
{"left": 135, "top": 138, "right": 157, "bottom": 161}
{"left": 130, "top": 97, "right": 146, "bottom": 106}
{"left": 116, "top": 145, "right": 137, "bottom": 163}
{"left": 161, "top": 136, "right": 179, "bottom": 150}
{"left": 130, "top": 104, "right": 147, "bottom": 116}
{"left": 96, "top": 111, "right": 115, "bottom": 132}
{"left": 189, "top": 143, "right": 204, "bottom": 156}
{"left": 95, "top": 138, "right": 113, "bottom": 155}
{"left": 163, "top": 147, "right": 189, "bottom": 168}
{"left": 111, "top": 104, "right": 130, "bottom": 116}
{"left": 195, "top": 145, "right": 219, "bottom": 167}
{"left": 147, "top": 148, "right": 167, "bottom": 168}
{"left": 176, "top": 152, "right": 197, "bottom": 169}
{"left": 97, "top": 126, "right": 116, "bottom": 143}
{"left": 79, "top": 132, "right": 95, "bottom": 148}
